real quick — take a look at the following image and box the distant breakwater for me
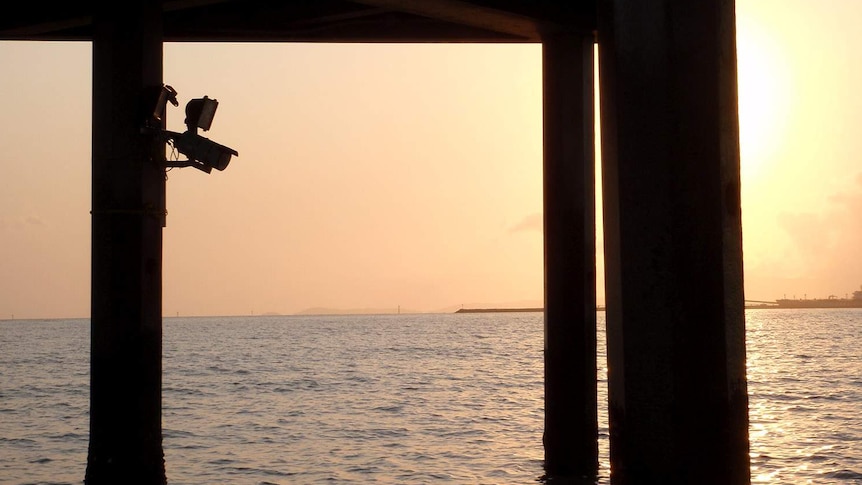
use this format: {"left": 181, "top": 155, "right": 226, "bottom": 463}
{"left": 455, "top": 307, "right": 607, "bottom": 313}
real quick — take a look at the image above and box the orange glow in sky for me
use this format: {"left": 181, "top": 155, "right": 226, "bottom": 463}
{"left": 2, "top": 1, "right": 862, "bottom": 318}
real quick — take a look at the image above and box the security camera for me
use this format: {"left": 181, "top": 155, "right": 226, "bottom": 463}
{"left": 166, "top": 130, "right": 238, "bottom": 173}
{"left": 156, "top": 88, "right": 239, "bottom": 174}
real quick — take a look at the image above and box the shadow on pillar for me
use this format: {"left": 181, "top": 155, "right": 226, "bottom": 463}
{"left": 597, "top": 0, "right": 750, "bottom": 483}
{"left": 542, "top": 29, "right": 599, "bottom": 482}
{"left": 85, "top": 1, "right": 166, "bottom": 483}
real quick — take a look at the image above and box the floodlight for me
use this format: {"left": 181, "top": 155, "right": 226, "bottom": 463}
{"left": 184, "top": 96, "right": 218, "bottom": 132}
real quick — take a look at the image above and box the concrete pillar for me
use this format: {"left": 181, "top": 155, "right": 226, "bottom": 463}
{"left": 542, "top": 30, "right": 598, "bottom": 479}
{"left": 85, "top": 1, "right": 166, "bottom": 484}
{"left": 597, "top": 1, "right": 750, "bottom": 484}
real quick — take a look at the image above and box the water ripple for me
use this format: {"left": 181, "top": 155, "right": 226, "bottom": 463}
{"left": 2, "top": 311, "right": 861, "bottom": 484}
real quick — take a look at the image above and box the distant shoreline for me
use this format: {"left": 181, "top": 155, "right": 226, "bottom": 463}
{"left": 453, "top": 305, "right": 862, "bottom": 313}
{"left": 455, "top": 307, "right": 607, "bottom": 313}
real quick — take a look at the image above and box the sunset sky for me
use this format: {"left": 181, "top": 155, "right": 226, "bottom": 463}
{"left": 2, "top": 1, "right": 862, "bottom": 319}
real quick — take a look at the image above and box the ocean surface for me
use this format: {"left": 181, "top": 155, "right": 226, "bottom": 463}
{"left": 1, "top": 309, "right": 860, "bottom": 484}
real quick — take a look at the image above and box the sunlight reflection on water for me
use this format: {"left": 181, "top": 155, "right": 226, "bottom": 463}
{"left": 745, "top": 309, "right": 862, "bottom": 484}
{"left": 0, "top": 309, "right": 860, "bottom": 484}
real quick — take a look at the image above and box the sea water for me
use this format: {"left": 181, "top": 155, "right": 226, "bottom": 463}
{"left": 1, "top": 310, "right": 860, "bottom": 484}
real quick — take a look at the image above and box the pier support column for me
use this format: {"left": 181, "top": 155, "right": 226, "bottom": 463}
{"left": 542, "top": 30, "right": 598, "bottom": 479}
{"left": 597, "top": 1, "right": 750, "bottom": 483}
{"left": 86, "top": 1, "right": 165, "bottom": 484}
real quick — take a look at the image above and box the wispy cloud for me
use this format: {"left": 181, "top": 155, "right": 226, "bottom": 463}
{"left": 771, "top": 172, "right": 862, "bottom": 293}
{"left": 25, "top": 215, "right": 44, "bottom": 226}
{"left": 509, "top": 213, "right": 542, "bottom": 234}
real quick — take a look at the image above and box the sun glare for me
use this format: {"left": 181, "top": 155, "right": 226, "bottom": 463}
{"left": 736, "top": 16, "right": 793, "bottom": 184}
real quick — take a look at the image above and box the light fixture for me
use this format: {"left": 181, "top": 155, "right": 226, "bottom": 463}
{"left": 154, "top": 85, "right": 239, "bottom": 174}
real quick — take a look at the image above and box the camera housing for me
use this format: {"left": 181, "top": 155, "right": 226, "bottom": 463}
{"left": 154, "top": 88, "right": 239, "bottom": 174}
{"left": 167, "top": 130, "right": 238, "bottom": 173}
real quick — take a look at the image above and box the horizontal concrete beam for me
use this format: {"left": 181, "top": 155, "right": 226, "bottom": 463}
{"left": 3, "top": 0, "right": 577, "bottom": 42}
{"left": 349, "top": 0, "right": 541, "bottom": 39}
